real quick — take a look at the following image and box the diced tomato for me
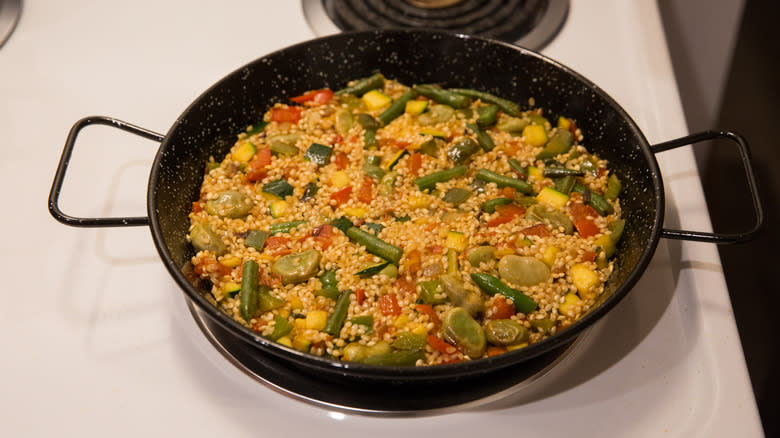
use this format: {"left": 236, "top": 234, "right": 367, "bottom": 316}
{"left": 521, "top": 223, "right": 552, "bottom": 237}
{"left": 427, "top": 335, "right": 457, "bottom": 355}
{"left": 310, "top": 236, "right": 332, "bottom": 250}
{"left": 270, "top": 106, "right": 303, "bottom": 124}
{"left": 289, "top": 88, "right": 334, "bottom": 105}
{"left": 569, "top": 202, "right": 600, "bottom": 238}
{"left": 250, "top": 319, "right": 268, "bottom": 332}
{"left": 487, "top": 296, "right": 516, "bottom": 320}
{"left": 191, "top": 201, "right": 202, "bottom": 213}
{"left": 355, "top": 288, "right": 366, "bottom": 305}
{"left": 426, "top": 244, "right": 444, "bottom": 254}
{"left": 501, "top": 187, "right": 516, "bottom": 198}
{"left": 582, "top": 251, "right": 597, "bottom": 262}
{"left": 486, "top": 345, "right": 508, "bottom": 357}
{"left": 332, "top": 134, "right": 343, "bottom": 144}
{"left": 378, "top": 294, "right": 402, "bottom": 316}
{"left": 567, "top": 118, "right": 578, "bottom": 135}
{"left": 333, "top": 151, "right": 349, "bottom": 170}
{"left": 404, "top": 249, "right": 422, "bottom": 276}
{"left": 329, "top": 186, "right": 353, "bottom": 206}
{"left": 395, "top": 277, "right": 417, "bottom": 296}
{"left": 415, "top": 304, "right": 440, "bottom": 330}
{"left": 379, "top": 138, "right": 411, "bottom": 149}
{"left": 356, "top": 177, "right": 374, "bottom": 204}
{"left": 409, "top": 152, "right": 422, "bottom": 176}
{"left": 246, "top": 148, "right": 272, "bottom": 182}
{"left": 193, "top": 255, "right": 232, "bottom": 277}
{"left": 486, "top": 204, "right": 525, "bottom": 227}
{"left": 311, "top": 224, "right": 334, "bottom": 237}
{"left": 264, "top": 236, "right": 290, "bottom": 253}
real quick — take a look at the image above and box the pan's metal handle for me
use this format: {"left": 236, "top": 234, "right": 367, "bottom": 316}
{"left": 48, "top": 116, "right": 164, "bottom": 227}
{"left": 651, "top": 130, "right": 764, "bottom": 244}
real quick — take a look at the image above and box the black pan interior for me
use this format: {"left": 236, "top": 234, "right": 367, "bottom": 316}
{"left": 148, "top": 30, "right": 663, "bottom": 382}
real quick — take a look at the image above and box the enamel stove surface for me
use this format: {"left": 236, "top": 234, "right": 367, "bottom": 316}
{"left": 1, "top": 0, "right": 763, "bottom": 436}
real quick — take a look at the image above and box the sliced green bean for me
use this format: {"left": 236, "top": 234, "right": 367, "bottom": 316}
{"left": 536, "top": 129, "right": 574, "bottom": 160}
{"left": 477, "top": 104, "right": 499, "bottom": 127}
{"left": 335, "top": 73, "right": 385, "bottom": 96}
{"left": 605, "top": 173, "right": 622, "bottom": 200}
{"left": 345, "top": 227, "right": 403, "bottom": 264}
{"left": 317, "top": 270, "right": 340, "bottom": 300}
{"left": 572, "top": 184, "right": 614, "bottom": 216}
{"left": 543, "top": 166, "right": 584, "bottom": 178}
{"left": 269, "top": 140, "right": 299, "bottom": 156}
{"left": 413, "top": 84, "right": 471, "bottom": 109}
{"left": 481, "top": 197, "right": 513, "bottom": 213}
{"left": 414, "top": 165, "right": 468, "bottom": 190}
{"left": 378, "top": 89, "right": 417, "bottom": 126}
{"left": 448, "top": 88, "right": 520, "bottom": 116}
{"left": 240, "top": 260, "right": 259, "bottom": 321}
{"left": 470, "top": 273, "right": 537, "bottom": 314}
{"left": 269, "top": 314, "right": 293, "bottom": 341}
{"left": 466, "top": 123, "right": 496, "bottom": 152}
{"left": 442, "top": 187, "right": 472, "bottom": 205}
{"left": 269, "top": 220, "right": 307, "bottom": 235}
{"left": 554, "top": 174, "right": 576, "bottom": 195}
{"left": 357, "top": 113, "right": 381, "bottom": 130}
{"left": 363, "top": 163, "right": 386, "bottom": 180}
{"left": 378, "top": 171, "right": 398, "bottom": 196}
{"left": 508, "top": 158, "right": 527, "bottom": 176}
{"left": 364, "top": 129, "right": 378, "bottom": 149}
{"left": 324, "top": 289, "right": 353, "bottom": 335}
{"left": 475, "top": 169, "right": 534, "bottom": 195}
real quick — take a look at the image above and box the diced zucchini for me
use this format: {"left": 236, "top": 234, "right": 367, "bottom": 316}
{"left": 262, "top": 179, "right": 294, "bottom": 198}
{"left": 233, "top": 141, "right": 256, "bottom": 162}
{"left": 343, "top": 206, "right": 367, "bottom": 218}
{"left": 528, "top": 114, "right": 549, "bottom": 126}
{"left": 446, "top": 230, "right": 468, "bottom": 252}
{"left": 527, "top": 166, "right": 543, "bottom": 182}
{"left": 536, "top": 187, "right": 569, "bottom": 209}
{"left": 276, "top": 336, "right": 293, "bottom": 348}
{"left": 541, "top": 246, "right": 559, "bottom": 267}
{"left": 304, "top": 143, "right": 333, "bottom": 166}
{"left": 419, "top": 128, "right": 446, "bottom": 139}
{"left": 569, "top": 263, "right": 601, "bottom": 300}
{"left": 523, "top": 124, "right": 548, "bottom": 147}
{"left": 362, "top": 90, "right": 392, "bottom": 110}
{"left": 292, "top": 335, "right": 312, "bottom": 352}
{"left": 594, "top": 234, "right": 616, "bottom": 259}
{"left": 378, "top": 263, "right": 398, "bottom": 278}
{"left": 221, "top": 281, "right": 242, "bottom": 298}
{"left": 269, "top": 200, "right": 289, "bottom": 218}
{"left": 220, "top": 255, "right": 242, "bottom": 268}
{"left": 557, "top": 116, "right": 571, "bottom": 130}
{"left": 356, "top": 261, "right": 390, "bottom": 278}
{"left": 330, "top": 170, "right": 351, "bottom": 188}
{"left": 559, "top": 293, "right": 582, "bottom": 317}
{"left": 269, "top": 140, "right": 299, "bottom": 156}
{"left": 385, "top": 149, "right": 409, "bottom": 171}
{"left": 405, "top": 100, "right": 428, "bottom": 115}
{"left": 305, "top": 310, "right": 328, "bottom": 330}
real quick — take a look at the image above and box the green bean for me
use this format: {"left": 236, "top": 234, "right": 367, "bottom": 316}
{"left": 378, "top": 171, "right": 398, "bottom": 196}
{"left": 335, "top": 73, "right": 385, "bottom": 96}
{"left": 345, "top": 227, "right": 403, "bottom": 264}
{"left": 543, "top": 166, "right": 584, "bottom": 178}
{"left": 413, "top": 165, "right": 468, "bottom": 190}
{"left": 240, "top": 260, "right": 259, "bottom": 321}
{"left": 365, "top": 155, "right": 381, "bottom": 166}
{"left": 475, "top": 169, "right": 534, "bottom": 194}
{"left": 481, "top": 197, "right": 514, "bottom": 213}
{"left": 413, "top": 84, "right": 471, "bottom": 109}
{"left": 317, "top": 270, "right": 340, "bottom": 300}
{"left": 446, "top": 249, "right": 459, "bottom": 275}
{"left": 477, "top": 104, "right": 499, "bottom": 127}
{"left": 378, "top": 89, "right": 417, "bottom": 126}
{"left": 466, "top": 123, "right": 496, "bottom": 152}
{"left": 350, "top": 315, "right": 374, "bottom": 334}
{"left": 447, "top": 138, "right": 480, "bottom": 164}
{"left": 269, "top": 220, "right": 307, "bottom": 235}
{"left": 448, "top": 88, "right": 521, "bottom": 116}
{"left": 364, "top": 129, "right": 378, "bottom": 149}
{"left": 605, "top": 173, "right": 622, "bottom": 200}
{"left": 536, "top": 129, "right": 574, "bottom": 160}
{"left": 324, "top": 289, "right": 353, "bottom": 336}
{"left": 442, "top": 187, "right": 472, "bottom": 205}
{"left": 246, "top": 121, "right": 268, "bottom": 136}
{"left": 470, "top": 273, "right": 537, "bottom": 314}
{"left": 508, "top": 158, "right": 527, "bottom": 176}
{"left": 362, "top": 350, "right": 424, "bottom": 366}
{"left": 572, "top": 184, "right": 614, "bottom": 216}
{"left": 356, "top": 113, "right": 381, "bottom": 130}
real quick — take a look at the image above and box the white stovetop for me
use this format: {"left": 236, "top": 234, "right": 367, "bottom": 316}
{"left": 0, "top": 1, "right": 763, "bottom": 436}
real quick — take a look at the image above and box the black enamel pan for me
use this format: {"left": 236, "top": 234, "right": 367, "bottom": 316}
{"left": 49, "top": 30, "right": 763, "bottom": 385}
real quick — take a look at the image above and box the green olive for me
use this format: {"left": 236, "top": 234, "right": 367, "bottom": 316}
{"left": 205, "top": 190, "right": 253, "bottom": 218}
{"left": 270, "top": 250, "right": 322, "bottom": 285}
{"left": 485, "top": 319, "right": 529, "bottom": 346}
{"left": 498, "top": 255, "right": 550, "bottom": 287}
{"left": 441, "top": 307, "right": 486, "bottom": 358}
{"left": 439, "top": 274, "right": 484, "bottom": 317}
{"left": 189, "top": 222, "right": 226, "bottom": 255}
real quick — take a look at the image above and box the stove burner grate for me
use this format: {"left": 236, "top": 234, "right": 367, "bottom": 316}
{"left": 313, "top": 0, "right": 568, "bottom": 48}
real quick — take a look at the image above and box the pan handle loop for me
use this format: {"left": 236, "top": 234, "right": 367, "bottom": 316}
{"left": 48, "top": 116, "right": 164, "bottom": 227}
{"left": 651, "top": 130, "right": 764, "bottom": 244}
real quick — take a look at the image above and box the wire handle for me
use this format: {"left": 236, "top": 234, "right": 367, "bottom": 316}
{"left": 651, "top": 130, "right": 764, "bottom": 244}
{"left": 48, "top": 116, "right": 164, "bottom": 227}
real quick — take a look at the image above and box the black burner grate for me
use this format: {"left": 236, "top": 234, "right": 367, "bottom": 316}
{"left": 321, "top": 0, "right": 565, "bottom": 45}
